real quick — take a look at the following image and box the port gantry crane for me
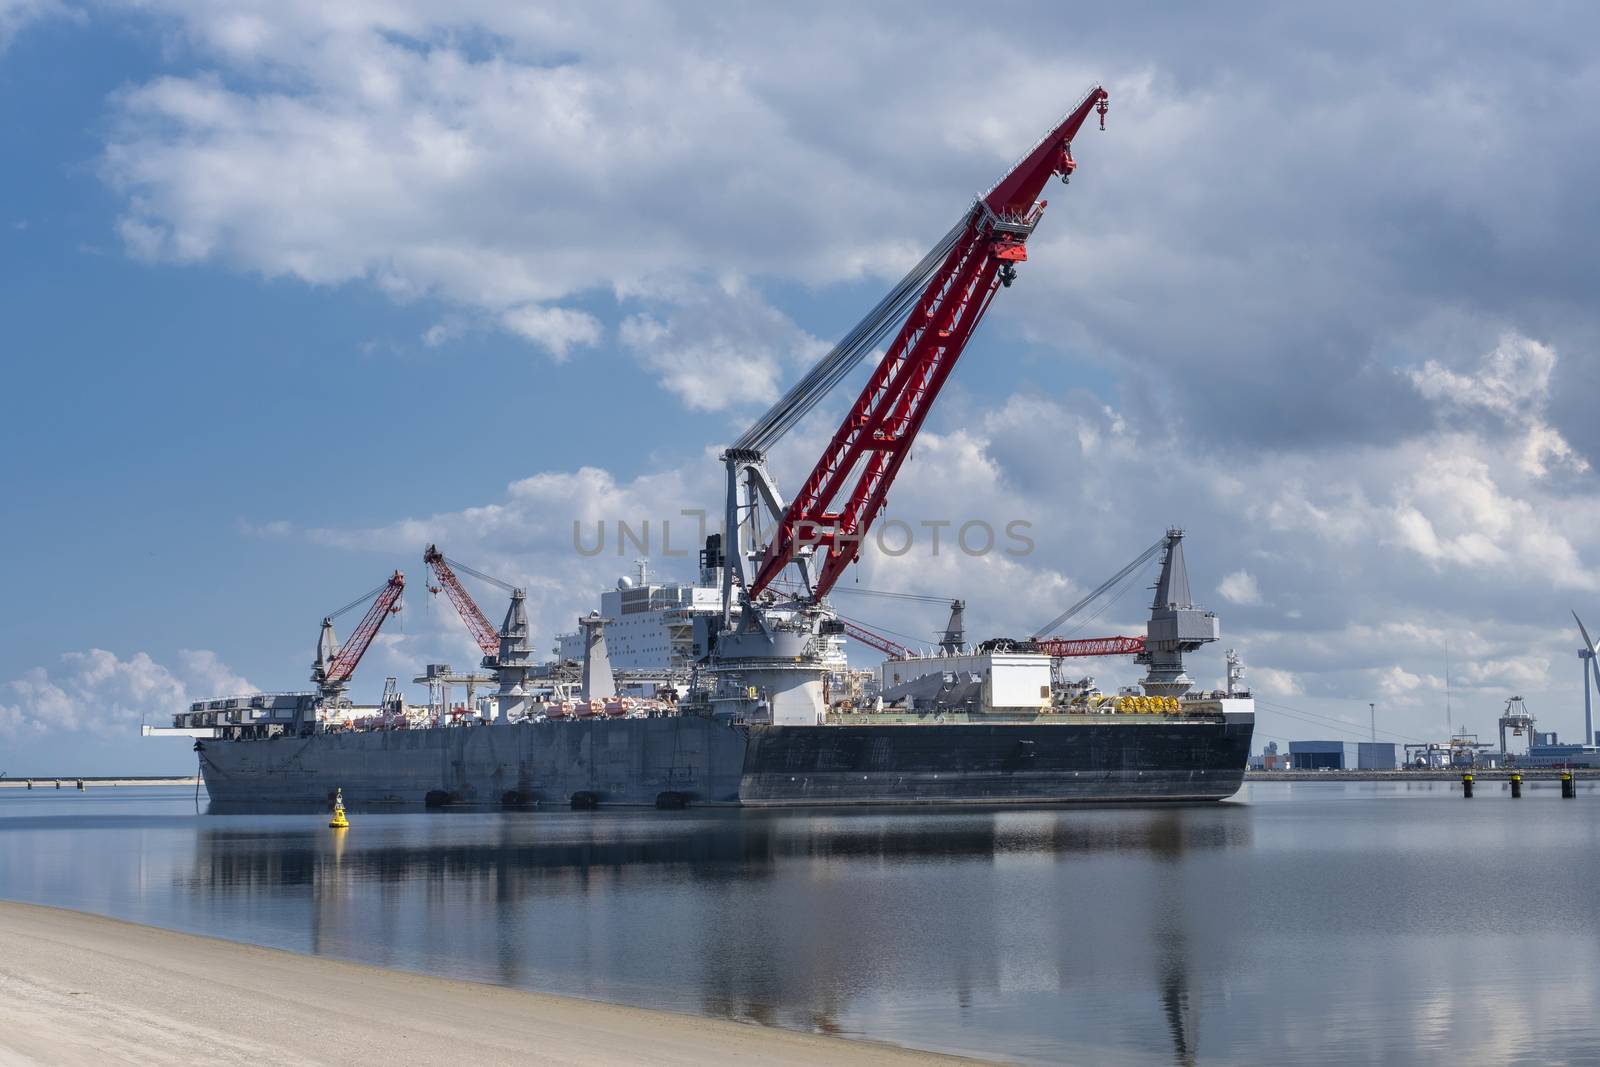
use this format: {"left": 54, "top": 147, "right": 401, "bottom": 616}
{"left": 421, "top": 545, "right": 534, "bottom": 722}
{"left": 706, "top": 88, "right": 1110, "bottom": 723}
{"left": 311, "top": 571, "right": 406, "bottom": 705}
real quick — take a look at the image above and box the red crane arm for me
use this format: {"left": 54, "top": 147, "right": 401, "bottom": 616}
{"left": 840, "top": 620, "right": 912, "bottom": 659}
{"left": 747, "top": 87, "right": 1109, "bottom": 601}
{"left": 423, "top": 545, "right": 499, "bottom": 656}
{"left": 1034, "top": 635, "right": 1144, "bottom": 658}
{"left": 326, "top": 571, "right": 405, "bottom": 684}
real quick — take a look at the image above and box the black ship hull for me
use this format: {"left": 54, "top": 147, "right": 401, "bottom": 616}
{"left": 196, "top": 713, "right": 1254, "bottom": 810}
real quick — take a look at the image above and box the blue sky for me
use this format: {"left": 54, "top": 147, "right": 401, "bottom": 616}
{"left": 4, "top": 2, "right": 1600, "bottom": 773}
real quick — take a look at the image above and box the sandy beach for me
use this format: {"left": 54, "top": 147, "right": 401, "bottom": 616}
{"left": 0, "top": 902, "right": 989, "bottom": 1067}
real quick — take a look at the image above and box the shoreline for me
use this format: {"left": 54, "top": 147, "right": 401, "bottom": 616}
{"left": 7, "top": 771, "right": 1590, "bottom": 790}
{"left": 0, "top": 777, "right": 198, "bottom": 789}
{"left": 0, "top": 901, "right": 992, "bottom": 1066}
{"left": 1246, "top": 768, "right": 1600, "bottom": 781}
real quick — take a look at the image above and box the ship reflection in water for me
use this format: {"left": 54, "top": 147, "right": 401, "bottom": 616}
{"left": 7, "top": 782, "right": 1600, "bottom": 1065}
{"left": 182, "top": 806, "right": 1242, "bottom": 1063}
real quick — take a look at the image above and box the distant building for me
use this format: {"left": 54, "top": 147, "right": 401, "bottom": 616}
{"left": 1516, "top": 744, "right": 1600, "bottom": 769}
{"left": 1251, "top": 741, "right": 1288, "bottom": 770}
{"left": 1287, "top": 740, "right": 1397, "bottom": 770}
{"left": 1358, "top": 742, "right": 1398, "bottom": 770}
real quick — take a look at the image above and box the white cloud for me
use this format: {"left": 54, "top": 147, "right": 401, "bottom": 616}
{"left": 174, "top": 649, "right": 254, "bottom": 697}
{"left": 1519, "top": 423, "right": 1587, "bottom": 481}
{"left": 0, "top": 649, "right": 253, "bottom": 736}
{"left": 1456, "top": 654, "right": 1551, "bottom": 693}
{"left": 68, "top": 2, "right": 1600, "bottom": 454}
{"left": 1388, "top": 445, "right": 1591, "bottom": 584}
{"left": 1376, "top": 665, "right": 1428, "bottom": 700}
{"left": 94, "top": 5, "right": 933, "bottom": 384}
{"left": 1233, "top": 336, "right": 1598, "bottom": 592}
{"left": 1218, "top": 570, "right": 1262, "bottom": 606}
{"left": 618, "top": 279, "right": 826, "bottom": 412}
{"left": 1409, "top": 334, "right": 1589, "bottom": 478}
{"left": 0, "top": 0, "right": 77, "bottom": 51}
{"left": 421, "top": 318, "right": 467, "bottom": 348}
{"left": 498, "top": 304, "right": 601, "bottom": 360}
{"left": 1409, "top": 333, "right": 1557, "bottom": 420}
{"left": 1250, "top": 667, "right": 1303, "bottom": 698}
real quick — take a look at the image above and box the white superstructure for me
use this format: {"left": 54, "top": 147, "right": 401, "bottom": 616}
{"left": 555, "top": 561, "right": 722, "bottom": 673}
{"left": 880, "top": 650, "right": 1054, "bottom": 714}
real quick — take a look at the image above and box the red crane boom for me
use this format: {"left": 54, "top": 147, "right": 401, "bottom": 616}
{"left": 840, "top": 619, "right": 913, "bottom": 659}
{"left": 1034, "top": 635, "right": 1145, "bottom": 658}
{"left": 423, "top": 545, "right": 500, "bottom": 656}
{"left": 325, "top": 571, "right": 405, "bottom": 684}
{"left": 746, "top": 87, "right": 1109, "bottom": 601}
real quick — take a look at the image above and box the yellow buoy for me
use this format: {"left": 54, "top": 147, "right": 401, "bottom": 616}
{"left": 328, "top": 787, "right": 349, "bottom": 829}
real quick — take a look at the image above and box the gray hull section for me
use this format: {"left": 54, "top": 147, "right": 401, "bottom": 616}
{"left": 740, "top": 719, "right": 1254, "bottom": 806}
{"left": 197, "top": 715, "right": 1252, "bottom": 809}
{"left": 201, "top": 717, "right": 749, "bottom": 809}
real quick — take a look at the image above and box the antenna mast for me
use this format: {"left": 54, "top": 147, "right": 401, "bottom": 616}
{"left": 1445, "top": 640, "right": 1452, "bottom": 736}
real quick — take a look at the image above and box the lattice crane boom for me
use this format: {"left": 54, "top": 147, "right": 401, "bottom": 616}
{"left": 840, "top": 619, "right": 913, "bottom": 659}
{"left": 423, "top": 545, "right": 501, "bottom": 657}
{"left": 1034, "top": 635, "right": 1145, "bottom": 658}
{"left": 745, "top": 87, "right": 1109, "bottom": 601}
{"left": 978, "top": 633, "right": 1144, "bottom": 658}
{"left": 324, "top": 571, "right": 405, "bottom": 685}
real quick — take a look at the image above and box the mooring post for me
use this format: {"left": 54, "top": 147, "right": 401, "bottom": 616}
{"left": 1461, "top": 772, "right": 1473, "bottom": 798}
{"left": 1510, "top": 772, "right": 1522, "bottom": 798}
{"left": 1562, "top": 771, "right": 1576, "bottom": 799}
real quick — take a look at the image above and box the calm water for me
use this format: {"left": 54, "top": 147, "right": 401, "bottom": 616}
{"left": 4, "top": 781, "right": 1600, "bottom": 1065}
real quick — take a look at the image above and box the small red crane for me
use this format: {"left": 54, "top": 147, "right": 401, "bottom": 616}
{"left": 313, "top": 571, "right": 406, "bottom": 698}
{"left": 422, "top": 545, "right": 502, "bottom": 657}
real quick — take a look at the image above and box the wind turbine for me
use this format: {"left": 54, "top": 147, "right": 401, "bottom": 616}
{"left": 1573, "top": 611, "right": 1600, "bottom": 748}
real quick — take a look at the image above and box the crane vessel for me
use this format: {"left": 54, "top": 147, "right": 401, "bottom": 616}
{"left": 149, "top": 88, "right": 1255, "bottom": 809}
